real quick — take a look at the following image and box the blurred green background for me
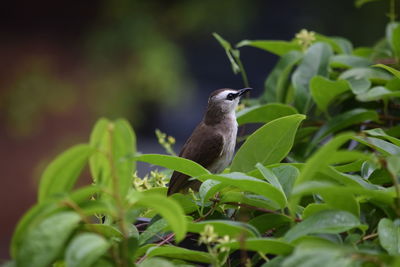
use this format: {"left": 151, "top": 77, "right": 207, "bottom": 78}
{"left": 0, "top": 0, "right": 392, "bottom": 260}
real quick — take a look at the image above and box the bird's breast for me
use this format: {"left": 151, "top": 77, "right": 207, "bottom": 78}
{"left": 209, "top": 116, "right": 238, "bottom": 173}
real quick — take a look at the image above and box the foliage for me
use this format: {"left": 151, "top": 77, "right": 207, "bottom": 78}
{"left": 5, "top": 5, "right": 400, "bottom": 267}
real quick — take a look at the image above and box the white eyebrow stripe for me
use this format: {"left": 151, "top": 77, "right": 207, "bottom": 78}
{"left": 214, "top": 90, "right": 237, "bottom": 100}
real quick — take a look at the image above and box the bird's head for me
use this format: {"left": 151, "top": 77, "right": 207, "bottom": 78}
{"left": 207, "top": 88, "right": 252, "bottom": 114}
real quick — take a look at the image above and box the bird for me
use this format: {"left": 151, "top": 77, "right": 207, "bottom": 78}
{"left": 167, "top": 88, "right": 252, "bottom": 195}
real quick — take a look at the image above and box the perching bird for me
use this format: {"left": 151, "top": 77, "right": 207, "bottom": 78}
{"left": 167, "top": 88, "right": 252, "bottom": 195}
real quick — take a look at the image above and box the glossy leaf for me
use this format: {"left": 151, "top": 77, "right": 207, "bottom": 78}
{"left": 38, "top": 144, "right": 94, "bottom": 203}
{"left": 364, "top": 128, "right": 400, "bottom": 146}
{"left": 256, "top": 163, "right": 284, "bottom": 193}
{"left": 284, "top": 210, "right": 363, "bottom": 242}
{"left": 218, "top": 238, "right": 293, "bottom": 255}
{"left": 292, "top": 42, "right": 333, "bottom": 113}
{"left": 196, "top": 172, "right": 287, "bottom": 208}
{"left": 249, "top": 214, "right": 292, "bottom": 233}
{"left": 231, "top": 114, "right": 305, "bottom": 173}
{"left": 89, "top": 119, "right": 136, "bottom": 198}
{"left": 310, "top": 76, "right": 349, "bottom": 111}
{"left": 339, "top": 67, "right": 393, "bottom": 83}
{"left": 315, "top": 34, "right": 352, "bottom": 54}
{"left": 354, "top": 136, "right": 400, "bottom": 155}
{"left": 220, "top": 191, "right": 280, "bottom": 210}
{"left": 199, "top": 179, "right": 224, "bottom": 203}
{"left": 330, "top": 55, "right": 372, "bottom": 69}
{"left": 187, "top": 220, "right": 259, "bottom": 238}
{"left": 263, "top": 51, "right": 303, "bottom": 102}
{"left": 146, "top": 246, "right": 213, "bottom": 263}
{"left": 65, "top": 233, "right": 110, "bottom": 267}
{"left": 129, "top": 193, "right": 186, "bottom": 242}
{"left": 374, "top": 64, "right": 400, "bottom": 79}
{"left": 356, "top": 86, "right": 400, "bottom": 102}
{"left": 138, "top": 258, "right": 175, "bottom": 267}
{"left": 136, "top": 154, "right": 209, "bottom": 177}
{"left": 139, "top": 219, "right": 168, "bottom": 245}
{"left": 16, "top": 212, "right": 81, "bottom": 267}
{"left": 311, "top": 109, "right": 378, "bottom": 147}
{"left": 378, "top": 218, "right": 400, "bottom": 255}
{"left": 296, "top": 133, "right": 354, "bottom": 185}
{"left": 345, "top": 77, "right": 371, "bottom": 94}
{"left": 237, "top": 40, "right": 301, "bottom": 56}
{"left": 236, "top": 104, "right": 298, "bottom": 125}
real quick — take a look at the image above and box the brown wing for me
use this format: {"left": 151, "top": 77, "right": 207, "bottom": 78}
{"left": 167, "top": 123, "right": 224, "bottom": 195}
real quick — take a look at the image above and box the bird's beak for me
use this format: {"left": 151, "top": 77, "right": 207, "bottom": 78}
{"left": 237, "top": 88, "right": 252, "bottom": 97}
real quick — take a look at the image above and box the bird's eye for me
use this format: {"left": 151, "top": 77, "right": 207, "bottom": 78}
{"left": 226, "top": 93, "right": 234, "bottom": 101}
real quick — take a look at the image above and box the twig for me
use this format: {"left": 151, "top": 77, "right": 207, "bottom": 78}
{"left": 356, "top": 233, "right": 378, "bottom": 244}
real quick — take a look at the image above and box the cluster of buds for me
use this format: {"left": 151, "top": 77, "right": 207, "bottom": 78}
{"left": 198, "top": 225, "right": 231, "bottom": 253}
{"left": 133, "top": 170, "right": 168, "bottom": 191}
{"left": 295, "top": 29, "right": 316, "bottom": 51}
{"left": 155, "top": 129, "right": 176, "bottom": 156}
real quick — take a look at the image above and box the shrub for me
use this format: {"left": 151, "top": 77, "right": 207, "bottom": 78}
{"left": 5, "top": 5, "right": 400, "bottom": 267}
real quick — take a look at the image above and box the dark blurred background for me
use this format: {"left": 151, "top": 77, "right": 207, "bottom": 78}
{"left": 0, "top": 0, "right": 391, "bottom": 260}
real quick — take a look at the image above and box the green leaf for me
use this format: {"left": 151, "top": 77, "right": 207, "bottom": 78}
{"left": 236, "top": 104, "right": 298, "bottom": 125}
{"left": 281, "top": 241, "right": 354, "bottom": 267}
{"left": 311, "top": 109, "right": 378, "bottom": 147}
{"left": 292, "top": 181, "right": 393, "bottom": 205}
{"left": 339, "top": 67, "right": 393, "bottom": 84}
{"left": 16, "top": 212, "right": 81, "bottom": 267}
{"left": 330, "top": 55, "right": 372, "bottom": 69}
{"left": 271, "top": 165, "right": 299, "bottom": 198}
{"left": 65, "top": 233, "right": 110, "bottom": 267}
{"left": 146, "top": 246, "right": 213, "bottom": 264}
{"left": 11, "top": 186, "right": 99, "bottom": 258}
{"left": 373, "top": 64, "right": 400, "bottom": 79}
{"left": 196, "top": 172, "right": 287, "bottom": 208}
{"left": 302, "top": 204, "right": 332, "bottom": 219}
{"left": 217, "top": 238, "right": 293, "bottom": 255}
{"left": 378, "top": 218, "right": 400, "bottom": 255}
{"left": 263, "top": 51, "right": 303, "bottom": 102}
{"left": 82, "top": 224, "right": 123, "bottom": 239}
{"left": 296, "top": 133, "right": 354, "bottom": 185}
{"left": 292, "top": 42, "right": 333, "bottom": 113}
{"left": 249, "top": 214, "right": 292, "bottom": 233}
{"left": 111, "top": 119, "right": 136, "bottom": 198}
{"left": 220, "top": 191, "right": 280, "bottom": 210}
{"left": 199, "top": 179, "right": 224, "bottom": 203}
{"left": 11, "top": 202, "right": 59, "bottom": 258}
{"left": 356, "top": 86, "right": 400, "bottom": 102}
{"left": 38, "top": 144, "right": 94, "bottom": 203}
{"left": 354, "top": 136, "right": 400, "bottom": 155}
{"left": 138, "top": 258, "right": 175, "bottom": 267}
{"left": 89, "top": 119, "right": 136, "bottom": 198}
{"left": 139, "top": 219, "right": 168, "bottom": 245}
{"left": 129, "top": 193, "right": 187, "bottom": 242}
{"left": 89, "top": 118, "right": 110, "bottom": 185}
{"left": 256, "top": 163, "right": 285, "bottom": 194}
{"left": 284, "top": 210, "right": 363, "bottom": 242}
{"left": 345, "top": 77, "right": 371, "bottom": 94}
{"left": 187, "top": 220, "right": 259, "bottom": 238}
{"left": 237, "top": 40, "right": 301, "bottom": 56}
{"left": 363, "top": 128, "right": 400, "bottom": 146}
{"left": 135, "top": 154, "right": 209, "bottom": 177}
{"left": 231, "top": 114, "right": 306, "bottom": 173}
{"left": 310, "top": 76, "right": 350, "bottom": 111}
{"left": 315, "top": 34, "right": 352, "bottom": 54}
{"left": 170, "top": 193, "right": 198, "bottom": 214}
